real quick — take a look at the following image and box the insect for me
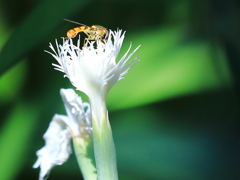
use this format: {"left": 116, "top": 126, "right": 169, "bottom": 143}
{"left": 64, "top": 19, "right": 109, "bottom": 45}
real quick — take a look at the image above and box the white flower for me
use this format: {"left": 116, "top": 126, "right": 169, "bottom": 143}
{"left": 43, "top": 29, "right": 140, "bottom": 180}
{"left": 33, "top": 114, "right": 71, "bottom": 180}
{"left": 47, "top": 30, "right": 140, "bottom": 99}
{"left": 33, "top": 89, "right": 91, "bottom": 180}
{"left": 60, "top": 88, "right": 91, "bottom": 137}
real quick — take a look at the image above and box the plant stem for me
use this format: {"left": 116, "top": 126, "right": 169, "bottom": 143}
{"left": 91, "top": 96, "right": 118, "bottom": 180}
{"left": 73, "top": 136, "right": 97, "bottom": 180}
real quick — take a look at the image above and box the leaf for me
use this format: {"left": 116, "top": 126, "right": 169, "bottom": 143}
{"left": 0, "top": 0, "right": 89, "bottom": 76}
{"left": 0, "top": 102, "right": 40, "bottom": 180}
{"left": 107, "top": 27, "right": 231, "bottom": 110}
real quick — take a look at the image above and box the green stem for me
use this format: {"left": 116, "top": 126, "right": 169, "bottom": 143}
{"left": 73, "top": 136, "right": 97, "bottom": 180}
{"left": 91, "top": 96, "right": 118, "bottom": 180}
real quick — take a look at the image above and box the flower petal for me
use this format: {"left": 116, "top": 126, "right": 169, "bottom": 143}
{"left": 47, "top": 30, "right": 140, "bottom": 99}
{"left": 33, "top": 114, "right": 72, "bottom": 180}
{"left": 60, "top": 88, "right": 92, "bottom": 137}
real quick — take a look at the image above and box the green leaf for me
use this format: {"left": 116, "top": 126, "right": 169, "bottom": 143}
{"left": 0, "top": 102, "right": 40, "bottom": 180}
{"left": 0, "top": 60, "right": 27, "bottom": 103}
{"left": 107, "top": 27, "right": 231, "bottom": 110}
{"left": 0, "top": 0, "right": 89, "bottom": 76}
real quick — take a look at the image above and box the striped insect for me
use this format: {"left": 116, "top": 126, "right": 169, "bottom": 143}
{"left": 64, "top": 19, "right": 109, "bottom": 45}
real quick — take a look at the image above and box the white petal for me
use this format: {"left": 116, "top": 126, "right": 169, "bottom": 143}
{"left": 47, "top": 30, "right": 140, "bottom": 99}
{"left": 33, "top": 114, "right": 72, "bottom": 180}
{"left": 60, "top": 88, "right": 92, "bottom": 136}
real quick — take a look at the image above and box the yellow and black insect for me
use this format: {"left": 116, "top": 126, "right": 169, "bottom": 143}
{"left": 64, "top": 19, "right": 109, "bottom": 44}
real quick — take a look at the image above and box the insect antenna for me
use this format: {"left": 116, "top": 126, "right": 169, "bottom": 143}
{"left": 63, "top": 19, "right": 88, "bottom": 26}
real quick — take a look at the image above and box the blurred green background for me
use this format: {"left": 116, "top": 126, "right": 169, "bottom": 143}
{"left": 0, "top": 0, "right": 240, "bottom": 179}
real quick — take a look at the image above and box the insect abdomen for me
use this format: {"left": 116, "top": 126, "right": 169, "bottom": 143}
{"left": 67, "top": 26, "right": 87, "bottom": 38}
